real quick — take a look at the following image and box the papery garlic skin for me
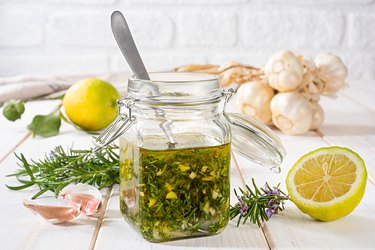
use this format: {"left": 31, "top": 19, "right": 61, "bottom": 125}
{"left": 23, "top": 199, "right": 81, "bottom": 224}
{"left": 310, "top": 102, "right": 324, "bottom": 130}
{"left": 314, "top": 53, "right": 348, "bottom": 95}
{"left": 300, "top": 59, "right": 325, "bottom": 95}
{"left": 265, "top": 51, "right": 304, "bottom": 92}
{"left": 60, "top": 183, "right": 102, "bottom": 215}
{"left": 270, "top": 92, "right": 313, "bottom": 135}
{"left": 236, "top": 80, "right": 274, "bottom": 124}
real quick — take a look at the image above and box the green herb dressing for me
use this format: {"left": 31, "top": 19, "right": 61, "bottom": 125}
{"left": 120, "top": 135, "right": 230, "bottom": 242}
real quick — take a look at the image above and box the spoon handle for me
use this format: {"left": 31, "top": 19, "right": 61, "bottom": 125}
{"left": 111, "top": 11, "right": 150, "bottom": 80}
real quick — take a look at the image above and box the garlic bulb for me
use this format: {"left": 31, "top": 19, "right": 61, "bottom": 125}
{"left": 265, "top": 51, "right": 304, "bottom": 92}
{"left": 300, "top": 59, "right": 325, "bottom": 95}
{"left": 310, "top": 102, "right": 324, "bottom": 130}
{"left": 270, "top": 92, "right": 313, "bottom": 135}
{"left": 236, "top": 80, "right": 275, "bottom": 124}
{"left": 314, "top": 52, "right": 348, "bottom": 95}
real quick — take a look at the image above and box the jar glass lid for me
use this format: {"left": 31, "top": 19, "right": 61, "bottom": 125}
{"left": 225, "top": 112, "right": 286, "bottom": 173}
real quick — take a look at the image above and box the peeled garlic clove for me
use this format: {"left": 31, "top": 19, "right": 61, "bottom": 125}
{"left": 314, "top": 52, "right": 348, "bottom": 95}
{"left": 265, "top": 51, "right": 304, "bottom": 92}
{"left": 60, "top": 184, "right": 102, "bottom": 215}
{"left": 23, "top": 198, "right": 81, "bottom": 224}
{"left": 310, "top": 102, "right": 324, "bottom": 130}
{"left": 236, "top": 80, "right": 274, "bottom": 124}
{"left": 270, "top": 92, "right": 313, "bottom": 135}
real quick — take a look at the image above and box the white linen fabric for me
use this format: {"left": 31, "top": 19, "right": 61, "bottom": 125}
{"left": 0, "top": 72, "right": 130, "bottom": 103}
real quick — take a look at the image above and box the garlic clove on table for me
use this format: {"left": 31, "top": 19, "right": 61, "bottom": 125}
{"left": 236, "top": 80, "right": 275, "bottom": 124}
{"left": 265, "top": 50, "right": 304, "bottom": 92}
{"left": 60, "top": 183, "right": 102, "bottom": 215}
{"left": 270, "top": 92, "right": 313, "bottom": 135}
{"left": 23, "top": 198, "right": 81, "bottom": 224}
{"left": 23, "top": 184, "right": 102, "bottom": 224}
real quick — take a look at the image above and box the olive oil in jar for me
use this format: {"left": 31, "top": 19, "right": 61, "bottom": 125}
{"left": 119, "top": 135, "right": 231, "bottom": 242}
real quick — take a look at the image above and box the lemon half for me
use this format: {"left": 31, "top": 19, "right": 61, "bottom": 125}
{"left": 286, "top": 146, "right": 367, "bottom": 221}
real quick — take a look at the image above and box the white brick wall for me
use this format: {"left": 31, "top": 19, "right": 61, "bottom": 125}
{"left": 0, "top": 0, "right": 375, "bottom": 80}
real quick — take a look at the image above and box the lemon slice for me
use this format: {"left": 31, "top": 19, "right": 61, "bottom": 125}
{"left": 286, "top": 146, "right": 367, "bottom": 221}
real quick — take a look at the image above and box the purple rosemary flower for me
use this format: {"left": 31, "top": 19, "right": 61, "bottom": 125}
{"left": 263, "top": 184, "right": 271, "bottom": 194}
{"left": 271, "top": 189, "right": 281, "bottom": 196}
{"left": 239, "top": 203, "right": 248, "bottom": 215}
{"left": 272, "top": 202, "right": 279, "bottom": 210}
{"left": 266, "top": 208, "right": 274, "bottom": 218}
{"left": 48, "top": 151, "right": 55, "bottom": 161}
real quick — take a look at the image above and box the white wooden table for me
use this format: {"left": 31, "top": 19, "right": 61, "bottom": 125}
{"left": 1, "top": 81, "right": 375, "bottom": 250}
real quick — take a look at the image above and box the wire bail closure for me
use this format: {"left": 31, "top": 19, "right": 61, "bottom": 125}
{"left": 222, "top": 88, "right": 234, "bottom": 112}
{"left": 93, "top": 98, "right": 136, "bottom": 152}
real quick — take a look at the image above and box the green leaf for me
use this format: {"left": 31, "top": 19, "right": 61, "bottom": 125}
{"left": 2, "top": 100, "right": 25, "bottom": 121}
{"left": 27, "top": 113, "right": 61, "bottom": 137}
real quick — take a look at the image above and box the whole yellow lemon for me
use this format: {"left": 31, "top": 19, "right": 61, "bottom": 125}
{"left": 63, "top": 78, "right": 119, "bottom": 131}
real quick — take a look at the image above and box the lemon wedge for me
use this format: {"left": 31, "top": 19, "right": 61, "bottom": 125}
{"left": 286, "top": 146, "right": 367, "bottom": 221}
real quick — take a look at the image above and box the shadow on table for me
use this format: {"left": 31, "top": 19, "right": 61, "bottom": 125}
{"left": 160, "top": 221, "right": 266, "bottom": 248}
{"left": 105, "top": 209, "right": 123, "bottom": 219}
{"left": 51, "top": 218, "right": 98, "bottom": 227}
{"left": 320, "top": 125, "right": 375, "bottom": 136}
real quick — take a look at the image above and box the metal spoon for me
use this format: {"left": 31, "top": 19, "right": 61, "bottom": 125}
{"left": 111, "top": 11, "right": 150, "bottom": 80}
{"left": 110, "top": 11, "right": 176, "bottom": 146}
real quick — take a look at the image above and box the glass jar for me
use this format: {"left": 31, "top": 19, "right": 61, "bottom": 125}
{"left": 95, "top": 72, "right": 285, "bottom": 242}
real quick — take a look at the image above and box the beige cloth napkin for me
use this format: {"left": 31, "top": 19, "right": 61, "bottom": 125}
{"left": 0, "top": 72, "right": 130, "bottom": 103}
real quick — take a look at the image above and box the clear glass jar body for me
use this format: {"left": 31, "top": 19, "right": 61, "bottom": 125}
{"left": 119, "top": 73, "right": 231, "bottom": 242}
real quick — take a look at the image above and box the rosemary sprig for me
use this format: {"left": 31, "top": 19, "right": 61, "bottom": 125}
{"left": 229, "top": 178, "right": 289, "bottom": 227}
{"left": 6, "top": 144, "right": 119, "bottom": 199}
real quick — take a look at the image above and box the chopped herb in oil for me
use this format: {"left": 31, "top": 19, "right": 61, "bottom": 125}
{"left": 120, "top": 143, "right": 231, "bottom": 242}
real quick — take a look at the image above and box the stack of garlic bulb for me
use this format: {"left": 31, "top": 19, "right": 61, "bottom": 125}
{"left": 236, "top": 51, "right": 348, "bottom": 135}
{"left": 175, "top": 50, "right": 348, "bottom": 135}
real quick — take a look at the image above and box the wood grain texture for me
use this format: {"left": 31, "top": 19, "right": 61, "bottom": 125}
{"left": 319, "top": 94, "right": 375, "bottom": 184}
{"left": 336, "top": 80, "right": 375, "bottom": 113}
{"left": 0, "top": 118, "right": 102, "bottom": 250}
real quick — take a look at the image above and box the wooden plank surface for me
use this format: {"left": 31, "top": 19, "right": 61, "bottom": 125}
{"left": 341, "top": 85, "right": 375, "bottom": 113}
{"left": 0, "top": 100, "right": 60, "bottom": 162}
{"left": 1, "top": 81, "right": 374, "bottom": 250}
{"left": 319, "top": 94, "right": 375, "bottom": 183}
{"left": 0, "top": 117, "right": 103, "bottom": 250}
